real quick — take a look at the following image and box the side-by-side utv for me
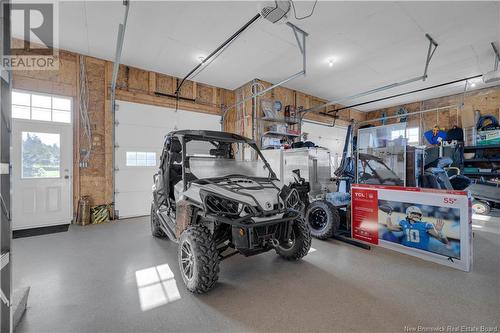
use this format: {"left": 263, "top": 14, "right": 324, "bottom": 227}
{"left": 151, "top": 130, "right": 311, "bottom": 293}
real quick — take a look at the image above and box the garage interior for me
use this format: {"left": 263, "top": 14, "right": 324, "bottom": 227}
{"left": 1, "top": 1, "right": 500, "bottom": 332}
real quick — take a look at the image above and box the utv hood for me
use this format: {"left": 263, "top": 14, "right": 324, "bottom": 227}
{"left": 176, "top": 177, "right": 281, "bottom": 212}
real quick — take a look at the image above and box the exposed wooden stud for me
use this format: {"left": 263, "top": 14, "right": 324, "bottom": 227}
{"left": 148, "top": 72, "right": 156, "bottom": 94}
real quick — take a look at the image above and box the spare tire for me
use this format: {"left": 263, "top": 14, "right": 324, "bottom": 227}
{"left": 305, "top": 200, "right": 340, "bottom": 239}
{"left": 472, "top": 200, "right": 491, "bottom": 215}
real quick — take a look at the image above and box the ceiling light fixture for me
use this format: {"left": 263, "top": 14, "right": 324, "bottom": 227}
{"left": 327, "top": 57, "right": 337, "bottom": 67}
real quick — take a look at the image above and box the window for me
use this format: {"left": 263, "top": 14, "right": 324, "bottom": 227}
{"left": 126, "top": 152, "right": 156, "bottom": 167}
{"left": 391, "top": 127, "right": 420, "bottom": 145}
{"left": 12, "top": 91, "right": 72, "bottom": 123}
{"left": 22, "top": 132, "right": 60, "bottom": 178}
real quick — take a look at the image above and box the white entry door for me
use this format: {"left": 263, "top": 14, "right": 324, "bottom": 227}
{"left": 11, "top": 91, "right": 73, "bottom": 230}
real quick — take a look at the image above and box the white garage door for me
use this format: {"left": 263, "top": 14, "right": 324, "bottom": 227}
{"left": 114, "top": 100, "right": 220, "bottom": 218}
{"left": 301, "top": 122, "right": 347, "bottom": 173}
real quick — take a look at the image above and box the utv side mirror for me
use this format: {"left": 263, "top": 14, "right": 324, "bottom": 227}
{"left": 292, "top": 169, "right": 305, "bottom": 183}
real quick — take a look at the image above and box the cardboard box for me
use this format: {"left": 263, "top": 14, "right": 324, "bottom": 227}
{"left": 477, "top": 129, "right": 500, "bottom": 145}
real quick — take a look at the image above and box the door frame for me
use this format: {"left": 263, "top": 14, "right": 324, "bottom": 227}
{"left": 11, "top": 89, "right": 74, "bottom": 230}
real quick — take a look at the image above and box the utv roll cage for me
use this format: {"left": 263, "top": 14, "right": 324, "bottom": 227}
{"left": 159, "top": 130, "right": 278, "bottom": 192}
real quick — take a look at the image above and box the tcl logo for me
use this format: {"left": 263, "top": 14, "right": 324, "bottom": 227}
{"left": 444, "top": 197, "right": 457, "bottom": 204}
{"left": 355, "top": 193, "right": 365, "bottom": 198}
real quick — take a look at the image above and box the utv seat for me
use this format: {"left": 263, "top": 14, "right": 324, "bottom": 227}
{"left": 169, "top": 164, "right": 182, "bottom": 200}
{"left": 423, "top": 167, "right": 454, "bottom": 190}
{"left": 421, "top": 157, "right": 471, "bottom": 191}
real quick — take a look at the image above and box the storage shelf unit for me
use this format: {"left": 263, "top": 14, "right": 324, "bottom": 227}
{"left": 463, "top": 145, "right": 500, "bottom": 179}
{"left": 260, "top": 116, "right": 299, "bottom": 125}
{"left": 464, "top": 172, "right": 499, "bottom": 176}
{"left": 464, "top": 144, "right": 500, "bottom": 150}
{"left": 262, "top": 131, "right": 300, "bottom": 138}
{"left": 464, "top": 158, "right": 500, "bottom": 163}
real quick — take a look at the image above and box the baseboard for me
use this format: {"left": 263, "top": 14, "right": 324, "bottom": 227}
{"left": 13, "top": 224, "right": 70, "bottom": 239}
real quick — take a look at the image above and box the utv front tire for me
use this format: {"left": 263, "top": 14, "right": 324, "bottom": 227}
{"left": 178, "top": 225, "right": 219, "bottom": 293}
{"left": 276, "top": 217, "right": 311, "bottom": 260}
{"left": 150, "top": 203, "right": 166, "bottom": 238}
{"left": 305, "top": 200, "right": 340, "bottom": 239}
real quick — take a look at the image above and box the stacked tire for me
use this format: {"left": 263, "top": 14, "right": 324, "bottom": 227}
{"left": 305, "top": 200, "right": 340, "bottom": 239}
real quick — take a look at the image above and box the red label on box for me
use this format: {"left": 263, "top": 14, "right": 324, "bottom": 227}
{"left": 351, "top": 188, "right": 379, "bottom": 245}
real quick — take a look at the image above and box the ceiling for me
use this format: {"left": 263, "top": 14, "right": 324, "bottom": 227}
{"left": 16, "top": 1, "right": 500, "bottom": 111}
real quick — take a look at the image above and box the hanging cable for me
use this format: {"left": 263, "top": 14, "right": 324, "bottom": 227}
{"left": 290, "top": 0, "right": 318, "bottom": 20}
{"left": 79, "top": 56, "right": 92, "bottom": 167}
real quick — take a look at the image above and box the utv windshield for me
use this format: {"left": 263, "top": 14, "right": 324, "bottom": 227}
{"left": 358, "top": 157, "right": 402, "bottom": 184}
{"left": 185, "top": 138, "right": 273, "bottom": 179}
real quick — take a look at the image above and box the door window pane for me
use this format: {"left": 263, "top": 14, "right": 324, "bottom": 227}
{"left": 126, "top": 152, "right": 137, "bottom": 166}
{"left": 146, "top": 152, "right": 156, "bottom": 166}
{"left": 52, "top": 97, "right": 71, "bottom": 111}
{"left": 22, "top": 132, "right": 60, "bottom": 178}
{"left": 126, "top": 151, "right": 156, "bottom": 167}
{"left": 12, "top": 91, "right": 72, "bottom": 123}
{"left": 31, "top": 107, "right": 52, "bottom": 121}
{"left": 136, "top": 152, "right": 147, "bottom": 166}
{"left": 52, "top": 110, "right": 71, "bottom": 123}
{"left": 12, "top": 91, "right": 30, "bottom": 106}
{"left": 31, "top": 94, "right": 52, "bottom": 108}
{"left": 12, "top": 105, "right": 30, "bottom": 119}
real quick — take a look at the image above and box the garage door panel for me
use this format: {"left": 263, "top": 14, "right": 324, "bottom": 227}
{"left": 115, "top": 168, "right": 156, "bottom": 192}
{"left": 116, "top": 124, "right": 170, "bottom": 148}
{"left": 117, "top": 101, "right": 179, "bottom": 127}
{"left": 115, "top": 191, "right": 152, "bottom": 218}
{"left": 115, "top": 100, "right": 220, "bottom": 218}
{"left": 176, "top": 111, "right": 221, "bottom": 131}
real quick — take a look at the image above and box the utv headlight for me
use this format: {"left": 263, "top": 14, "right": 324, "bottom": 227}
{"left": 200, "top": 191, "right": 248, "bottom": 217}
{"left": 280, "top": 186, "right": 301, "bottom": 210}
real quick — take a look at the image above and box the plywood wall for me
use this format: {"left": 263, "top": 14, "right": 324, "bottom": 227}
{"left": 225, "top": 78, "right": 367, "bottom": 140}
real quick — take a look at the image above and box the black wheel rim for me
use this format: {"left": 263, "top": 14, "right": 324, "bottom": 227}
{"left": 180, "top": 242, "right": 194, "bottom": 280}
{"left": 309, "top": 207, "right": 328, "bottom": 231}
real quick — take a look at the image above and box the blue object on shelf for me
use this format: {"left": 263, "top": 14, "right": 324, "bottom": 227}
{"left": 274, "top": 100, "right": 282, "bottom": 112}
{"left": 424, "top": 129, "right": 446, "bottom": 145}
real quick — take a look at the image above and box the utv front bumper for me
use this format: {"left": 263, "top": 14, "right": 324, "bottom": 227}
{"left": 211, "top": 210, "right": 301, "bottom": 256}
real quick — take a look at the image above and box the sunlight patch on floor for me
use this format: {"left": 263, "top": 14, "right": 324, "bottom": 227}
{"left": 308, "top": 247, "right": 317, "bottom": 253}
{"left": 135, "top": 263, "right": 181, "bottom": 311}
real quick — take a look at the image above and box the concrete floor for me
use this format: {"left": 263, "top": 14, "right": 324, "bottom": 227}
{"left": 13, "top": 216, "right": 500, "bottom": 333}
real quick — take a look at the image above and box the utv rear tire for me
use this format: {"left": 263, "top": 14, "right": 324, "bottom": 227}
{"left": 150, "top": 203, "right": 166, "bottom": 238}
{"left": 276, "top": 217, "right": 311, "bottom": 260}
{"left": 305, "top": 200, "right": 340, "bottom": 239}
{"left": 178, "top": 225, "right": 219, "bottom": 293}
